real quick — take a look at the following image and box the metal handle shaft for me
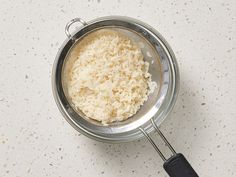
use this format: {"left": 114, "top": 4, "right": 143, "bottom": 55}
{"left": 151, "top": 119, "right": 176, "bottom": 155}
{"left": 139, "top": 127, "right": 166, "bottom": 161}
{"left": 140, "top": 118, "right": 176, "bottom": 161}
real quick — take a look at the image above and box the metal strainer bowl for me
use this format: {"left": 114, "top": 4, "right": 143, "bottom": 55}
{"left": 52, "top": 16, "right": 198, "bottom": 177}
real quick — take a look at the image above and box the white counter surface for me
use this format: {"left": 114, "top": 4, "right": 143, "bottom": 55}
{"left": 0, "top": 0, "right": 236, "bottom": 176}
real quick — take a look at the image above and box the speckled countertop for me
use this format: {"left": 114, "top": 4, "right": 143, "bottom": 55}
{"left": 0, "top": 0, "right": 236, "bottom": 177}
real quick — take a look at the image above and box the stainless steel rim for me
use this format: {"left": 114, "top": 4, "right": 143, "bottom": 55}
{"left": 52, "top": 16, "right": 180, "bottom": 143}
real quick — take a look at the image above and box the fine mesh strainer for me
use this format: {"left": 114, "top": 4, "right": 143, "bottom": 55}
{"left": 52, "top": 16, "right": 198, "bottom": 177}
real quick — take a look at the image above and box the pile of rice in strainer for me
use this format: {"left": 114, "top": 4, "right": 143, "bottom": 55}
{"left": 66, "top": 29, "right": 156, "bottom": 125}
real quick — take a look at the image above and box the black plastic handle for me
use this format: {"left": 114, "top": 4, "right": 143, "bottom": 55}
{"left": 163, "top": 153, "right": 199, "bottom": 177}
